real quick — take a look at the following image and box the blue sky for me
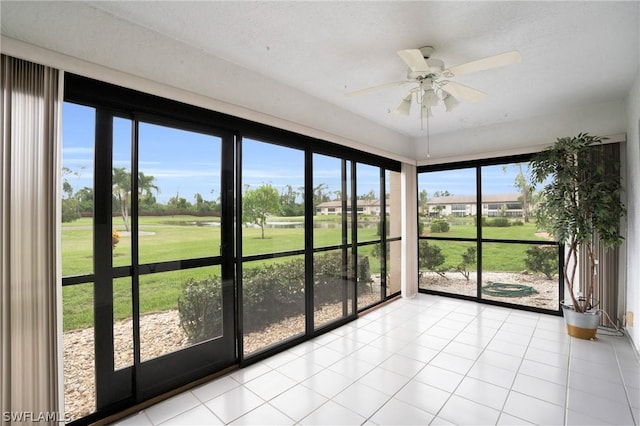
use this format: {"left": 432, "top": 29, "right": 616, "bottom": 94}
{"left": 62, "top": 102, "right": 529, "bottom": 204}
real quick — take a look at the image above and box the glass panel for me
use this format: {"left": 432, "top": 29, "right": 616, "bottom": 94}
{"left": 356, "top": 163, "right": 381, "bottom": 243}
{"left": 138, "top": 122, "right": 222, "bottom": 264}
{"left": 139, "top": 266, "right": 223, "bottom": 361}
{"left": 387, "top": 240, "right": 402, "bottom": 294}
{"left": 314, "top": 249, "right": 354, "bottom": 329}
{"left": 313, "top": 154, "right": 349, "bottom": 247}
{"left": 387, "top": 170, "right": 401, "bottom": 239}
{"left": 417, "top": 168, "right": 477, "bottom": 239}
{"left": 358, "top": 243, "right": 383, "bottom": 310}
{"left": 62, "top": 282, "right": 95, "bottom": 421}
{"left": 243, "top": 257, "right": 305, "bottom": 355}
{"left": 113, "top": 277, "right": 133, "bottom": 370}
{"left": 418, "top": 240, "right": 477, "bottom": 297}
{"left": 61, "top": 103, "right": 95, "bottom": 277}
{"left": 481, "top": 243, "right": 560, "bottom": 310}
{"left": 481, "top": 163, "right": 547, "bottom": 240}
{"left": 242, "top": 139, "right": 304, "bottom": 255}
{"left": 112, "top": 117, "right": 132, "bottom": 268}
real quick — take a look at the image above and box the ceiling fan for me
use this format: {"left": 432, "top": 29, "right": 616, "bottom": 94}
{"left": 347, "top": 46, "right": 522, "bottom": 122}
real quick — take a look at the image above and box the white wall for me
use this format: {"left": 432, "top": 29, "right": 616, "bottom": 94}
{"left": 625, "top": 70, "right": 640, "bottom": 352}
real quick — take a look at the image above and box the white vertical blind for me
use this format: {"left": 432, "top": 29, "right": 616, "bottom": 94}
{"left": 1, "top": 55, "right": 61, "bottom": 423}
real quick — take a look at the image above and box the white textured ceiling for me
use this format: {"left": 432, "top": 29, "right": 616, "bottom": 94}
{"left": 1, "top": 1, "right": 638, "bottom": 161}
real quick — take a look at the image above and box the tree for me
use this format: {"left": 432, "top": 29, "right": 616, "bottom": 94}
{"left": 358, "top": 189, "right": 376, "bottom": 201}
{"left": 418, "top": 189, "right": 428, "bottom": 215}
{"left": 504, "top": 163, "right": 534, "bottom": 222}
{"left": 312, "top": 183, "right": 331, "bottom": 209}
{"left": 112, "top": 168, "right": 159, "bottom": 231}
{"left": 243, "top": 183, "right": 280, "bottom": 239}
{"left": 112, "top": 167, "right": 132, "bottom": 231}
{"left": 138, "top": 171, "right": 160, "bottom": 204}
{"left": 61, "top": 167, "right": 80, "bottom": 222}
{"left": 455, "top": 247, "right": 477, "bottom": 281}
{"left": 75, "top": 187, "right": 94, "bottom": 213}
{"left": 418, "top": 241, "right": 447, "bottom": 277}
{"left": 193, "top": 192, "right": 203, "bottom": 212}
{"left": 280, "top": 185, "right": 303, "bottom": 216}
{"left": 530, "top": 134, "right": 626, "bottom": 312}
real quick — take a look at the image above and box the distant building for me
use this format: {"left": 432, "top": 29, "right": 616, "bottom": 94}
{"left": 425, "top": 193, "right": 524, "bottom": 217}
{"left": 316, "top": 199, "right": 388, "bottom": 215}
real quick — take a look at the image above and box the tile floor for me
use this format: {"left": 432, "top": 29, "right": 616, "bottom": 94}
{"left": 113, "top": 294, "right": 640, "bottom": 425}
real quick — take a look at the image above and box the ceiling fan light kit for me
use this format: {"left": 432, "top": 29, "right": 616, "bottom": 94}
{"left": 348, "top": 45, "right": 522, "bottom": 155}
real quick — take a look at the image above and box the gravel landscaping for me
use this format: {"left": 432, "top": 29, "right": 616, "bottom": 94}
{"left": 63, "top": 292, "right": 381, "bottom": 421}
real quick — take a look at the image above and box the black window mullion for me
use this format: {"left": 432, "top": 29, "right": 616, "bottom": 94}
{"left": 131, "top": 118, "right": 141, "bottom": 373}
{"left": 351, "top": 161, "right": 358, "bottom": 314}
{"left": 341, "top": 159, "right": 349, "bottom": 317}
{"left": 476, "top": 166, "right": 482, "bottom": 299}
{"left": 304, "top": 150, "right": 314, "bottom": 334}
{"left": 380, "top": 168, "right": 387, "bottom": 301}
{"left": 94, "top": 108, "right": 115, "bottom": 408}
{"left": 236, "top": 134, "right": 245, "bottom": 363}
{"left": 220, "top": 132, "right": 236, "bottom": 360}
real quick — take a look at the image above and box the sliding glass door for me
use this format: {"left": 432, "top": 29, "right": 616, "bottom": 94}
{"left": 92, "top": 111, "right": 236, "bottom": 407}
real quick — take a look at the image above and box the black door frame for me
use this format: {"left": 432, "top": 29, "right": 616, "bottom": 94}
{"left": 93, "top": 110, "right": 237, "bottom": 408}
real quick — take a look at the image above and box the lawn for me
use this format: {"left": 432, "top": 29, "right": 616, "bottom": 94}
{"left": 62, "top": 215, "right": 551, "bottom": 331}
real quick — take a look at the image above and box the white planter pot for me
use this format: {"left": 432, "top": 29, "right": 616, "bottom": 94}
{"left": 562, "top": 303, "right": 601, "bottom": 340}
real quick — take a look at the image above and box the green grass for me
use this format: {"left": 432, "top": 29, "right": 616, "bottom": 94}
{"left": 62, "top": 215, "right": 551, "bottom": 331}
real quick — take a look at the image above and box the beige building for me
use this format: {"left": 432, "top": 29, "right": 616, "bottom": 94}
{"left": 426, "top": 193, "right": 524, "bottom": 217}
{"left": 316, "top": 199, "right": 389, "bottom": 215}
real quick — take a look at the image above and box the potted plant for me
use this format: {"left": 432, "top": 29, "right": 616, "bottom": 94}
{"left": 529, "top": 133, "right": 626, "bottom": 339}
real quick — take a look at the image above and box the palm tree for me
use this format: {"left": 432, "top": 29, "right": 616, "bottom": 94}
{"left": 112, "top": 168, "right": 159, "bottom": 231}
{"left": 112, "top": 167, "right": 132, "bottom": 231}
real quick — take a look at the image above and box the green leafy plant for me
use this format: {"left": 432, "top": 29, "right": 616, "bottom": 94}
{"left": 524, "top": 246, "right": 558, "bottom": 279}
{"left": 530, "top": 133, "right": 626, "bottom": 312}
{"left": 430, "top": 220, "right": 450, "bottom": 233}
{"left": 418, "top": 241, "right": 447, "bottom": 277}
{"left": 242, "top": 183, "right": 281, "bottom": 239}
{"left": 455, "top": 247, "right": 477, "bottom": 281}
{"left": 486, "top": 217, "right": 510, "bottom": 227}
{"left": 177, "top": 276, "right": 223, "bottom": 343}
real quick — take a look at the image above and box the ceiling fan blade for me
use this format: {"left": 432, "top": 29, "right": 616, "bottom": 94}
{"left": 391, "top": 92, "right": 413, "bottom": 115}
{"left": 440, "top": 81, "right": 486, "bottom": 102}
{"left": 445, "top": 51, "right": 522, "bottom": 77}
{"left": 397, "top": 49, "right": 430, "bottom": 73}
{"left": 346, "top": 80, "right": 409, "bottom": 97}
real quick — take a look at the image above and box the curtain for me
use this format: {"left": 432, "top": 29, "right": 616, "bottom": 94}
{"left": 1, "top": 55, "right": 61, "bottom": 423}
{"left": 578, "top": 143, "right": 622, "bottom": 327}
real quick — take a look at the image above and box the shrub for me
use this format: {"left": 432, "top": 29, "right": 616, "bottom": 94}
{"left": 177, "top": 276, "right": 223, "bottom": 343}
{"left": 513, "top": 219, "right": 524, "bottom": 226}
{"left": 474, "top": 216, "right": 487, "bottom": 226}
{"left": 112, "top": 229, "right": 120, "bottom": 250}
{"left": 430, "top": 220, "right": 450, "bottom": 233}
{"left": 61, "top": 198, "right": 80, "bottom": 222}
{"left": 418, "top": 241, "right": 447, "bottom": 276}
{"left": 524, "top": 246, "right": 558, "bottom": 279}
{"left": 487, "top": 217, "right": 510, "bottom": 227}
{"left": 179, "top": 252, "right": 375, "bottom": 339}
{"left": 242, "top": 251, "right": 373, "bottom": 333}
{"left": 455, "top": 247, "right": 477, "bottom": 281}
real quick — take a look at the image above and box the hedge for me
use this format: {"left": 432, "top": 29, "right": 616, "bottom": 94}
{"left": 178, "top": 251, "right": 373, "bottom": 342}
